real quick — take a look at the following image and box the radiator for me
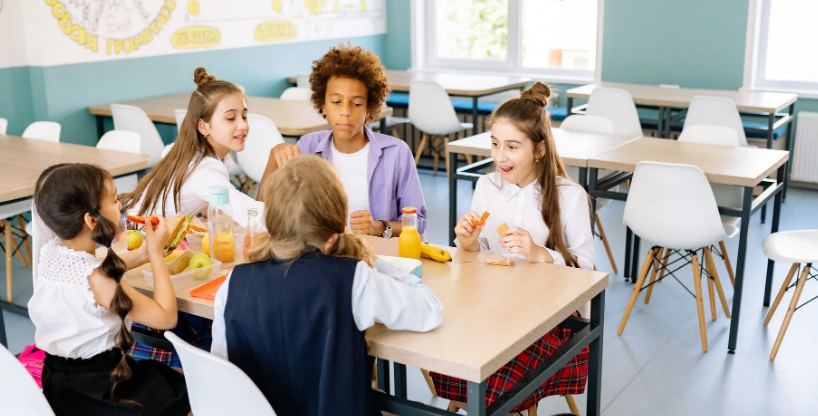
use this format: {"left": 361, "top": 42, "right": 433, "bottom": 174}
{"left": 792, "top": 112, "right": 818, "bottom": 184}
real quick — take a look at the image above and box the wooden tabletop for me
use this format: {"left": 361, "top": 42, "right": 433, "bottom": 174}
{"left": 0, "top": 135, "right": 150, "bottom": 203}
{"left": 587, "top": 137, "right": 790, "bottom": 187}
{"left": 566, "top": 82, "right": 798, "bottom": 113}
{"left": 123, "top": 236, "right": 608, "bottom": 383}
{"left": 88, "top": 93, "right": 393, "bottom": 137}
{"left": 290, "top": 70, "right": 531, "bottom": 97}
{"left": 447, "top": 128, "right": 641, "bottom": 168}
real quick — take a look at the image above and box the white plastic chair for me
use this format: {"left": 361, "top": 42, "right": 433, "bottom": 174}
{"left": 97, "top": 130, "right": 142, "bottom": 193}
{"left": 22, "top": 121, "right": 61, "bottom": 143}
{"left": 762, "top": 230, "right": 818, "bottom": 359}
{"left": 236, "top": 114, "right": 284, "bottom": 185}
{"left": 0, "top": 343, "right": 56, "bottom": 415}
{"left": 296, "top": 75, "right": 310, "bottom": 89}
{"left": 164, "top": 332, "right": 276, "bottom": 416}
{"left": 0, "top": 118, "right": 7, "bottom": 135}
{"left": 619, "top": 161, "right": 736, "bottom": 352}
{"left": 586, "top": 88, "right": 644, "bottom": 137}
{"left": 110, "top": 104, "right": 166, "bottom": 168}
{"left": 678, "top": 124, "right": 743, "bottom": 286}
{"left": 280, "top": 87, "right": 311, "bottom": 101}
{"left": 683, "top": 96, "right": 748, "bottom": 147}
{"left": 408, "top": 81, "right": 473, "bottom": 177}
{"left": 368, "top": 116, "right": 412, "bottom": 139}
{"left": 560, "top": 115, "right": 619, "bottom": 273}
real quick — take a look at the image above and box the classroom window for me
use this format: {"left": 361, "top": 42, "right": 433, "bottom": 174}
{"left": 746, "top": 0, "right": 818, "bottom": 94}
{"left": 421, "top": 0, "right": 602, "bottom": 81}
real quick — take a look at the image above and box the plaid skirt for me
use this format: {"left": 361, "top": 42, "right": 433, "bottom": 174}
{"left": 129, "top": 312, "right": 212, "bottom": 368}
{"left": 431, "top": 315, "right": 589, "bottom": 413}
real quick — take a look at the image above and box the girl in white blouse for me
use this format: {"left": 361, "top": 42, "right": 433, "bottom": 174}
{"left": 433, "top": 83, "right": 595, "bottom": 413}
{"left": 123, "top": 67, "right": 263, "bottom": 228}
{"left": 28, "top": 163, "right": 190, "bottom": 416}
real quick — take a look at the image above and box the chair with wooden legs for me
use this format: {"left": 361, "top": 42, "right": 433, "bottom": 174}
{"left": 761, "top": 230, "right": 818, "bottom": 359}
{"left": 618, "top": 161, "right": 736, "bottom": 352}
{"left": 408, "top": 81, "right": 473, "bottom": 178}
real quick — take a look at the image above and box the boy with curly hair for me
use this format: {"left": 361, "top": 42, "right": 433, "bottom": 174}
{"left": 261, "top": 43, "right": 427, "bottom": 238}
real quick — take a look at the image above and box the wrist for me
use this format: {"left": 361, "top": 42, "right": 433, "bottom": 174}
{"left": 372, "top": 219, "right": 386, "bottom": 236}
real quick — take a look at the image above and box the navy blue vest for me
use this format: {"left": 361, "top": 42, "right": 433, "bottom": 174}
{"left": 224, "top": 252, "right": 375, "bottom": 416}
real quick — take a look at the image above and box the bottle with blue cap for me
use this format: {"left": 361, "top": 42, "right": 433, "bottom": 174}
{"left": 208, "top": 185, "right": 235, "bottom": 263}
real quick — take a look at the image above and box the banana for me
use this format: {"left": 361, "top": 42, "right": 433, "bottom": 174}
{"left": 420, "top": 243, "right": 452, "bottom": 263}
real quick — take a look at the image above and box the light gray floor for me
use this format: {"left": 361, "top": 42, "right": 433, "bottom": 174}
{"left": 3, "top": 171, "right": 818, "bottom": 416}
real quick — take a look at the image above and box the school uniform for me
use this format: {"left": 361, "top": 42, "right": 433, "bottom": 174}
{"left": 28, "top": 238, "right": 190, "bottom": 416}
{"left": 297, "top": 128, "right": 428, "bottom": 234}
{"left": 431, "top": 172, "right": 594, "bottom": 412}
{"left": 211, "top": 252, "right": 443, "bottom": 416}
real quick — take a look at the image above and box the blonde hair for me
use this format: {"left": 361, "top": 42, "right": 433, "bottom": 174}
{"left": 122, "top": 67, "right": 244, "bottom": 215}
{"left": 248, "top": 156, "right": 373, "bottom": 266}
{"left": 486, "top": 82, "right": 587, "bottom": 268}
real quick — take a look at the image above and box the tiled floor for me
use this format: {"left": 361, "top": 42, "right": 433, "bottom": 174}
{"left": 3, "top": 170, "right": 817, "bottom": 416}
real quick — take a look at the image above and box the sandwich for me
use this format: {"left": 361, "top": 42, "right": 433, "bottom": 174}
{"left": 164, "top": 215, "right": 192, "bottom": 255}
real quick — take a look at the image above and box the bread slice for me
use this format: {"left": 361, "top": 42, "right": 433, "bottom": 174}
{"left": 164, "top": 215, "right": 191, "bottom": 254}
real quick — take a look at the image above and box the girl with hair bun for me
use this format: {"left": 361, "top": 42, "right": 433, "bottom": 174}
{"left": 29, "top": 163, "right": 190, "bottom": 416}
{"left": 433, "top": 82, "right": 595, "bottom": 412}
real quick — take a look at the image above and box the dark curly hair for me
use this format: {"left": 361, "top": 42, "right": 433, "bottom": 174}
{"left": 309, "top": 43, "right": 390, "bottom": 123}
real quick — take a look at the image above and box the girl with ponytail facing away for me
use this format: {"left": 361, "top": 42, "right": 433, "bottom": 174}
{"left": 28, "top": 163, "right": 190, "bottom": 416}
{"left": 210, "top": 156, "right": 443, "bottom": 416}
{"left": 433, "top": 82, "right": 594, "bottom": 413}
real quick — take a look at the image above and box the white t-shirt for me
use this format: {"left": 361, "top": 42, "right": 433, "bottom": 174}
{"left": 331, "top": 141, "right": 370, "bottom": 223}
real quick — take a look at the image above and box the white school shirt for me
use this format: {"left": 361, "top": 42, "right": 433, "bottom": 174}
{"left": 28, "top": 238, "right": 128, "bottom": 359}
{"left": 210, "top": 257, "right": 444, "bottom": 360}
{"left": 463, "top": 172, "right": 595, "bottom": 270}
{"left": 127, "top": 154, "right": 264, "bottom": 228}
{"left": 331, "top": 141, "right": 371, "bottom": 224}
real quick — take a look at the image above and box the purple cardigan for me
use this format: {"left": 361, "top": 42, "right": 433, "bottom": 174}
{"left": 297, "top": 129, "right": 427, "bottom": 234}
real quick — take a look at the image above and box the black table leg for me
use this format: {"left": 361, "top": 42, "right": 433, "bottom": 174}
{"left": 587, "top": 290, "right": 606, "bottom": 416}
{"left": 631, "top": 235, "right": 641, "bottom": 283}
{"left": 380, "top": 117, "right": 387, "bottom": 132}
{"left": 567, "top": 97, "right": 574, "bottom": 116}
{"left": 656, "top": 107, "right": 665, "bottom": 138}
{"left": 393, "top": 363, "right": 408, "bottom": 399}
{"left": 96, "top": 115, "right": 105, "bottom": 140}
{"left": 625, "top": 227, "right": 633, "bottom": 280}
{"left": 764, "top": 165, "right": 786, "bottom": 307}
{"left": 467, "top": 381, "right": 487, "bottom": 416}
{"left": 472, "top": 97, "right": 479, "bottom": 136}
{"left": 0, "top": 304, "right": 7, "bottom": 348}
{"left": 448, "top": 151, "right": 458, "bottom": 245}
{"left": 783, "top": 103, "right": 795, "bottom": 202}
{"left": 377, "top": 359, "right": 391, "bottom": 394}
{"left": 728, "top": 186, "right": 754, "bottom": 353}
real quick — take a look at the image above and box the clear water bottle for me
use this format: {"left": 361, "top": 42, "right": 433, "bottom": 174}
{"left": 208, "top": 185, "right": 235, "bottom": 263}
{"left": 243, "top": 208, "right": 262, "bottom": 260}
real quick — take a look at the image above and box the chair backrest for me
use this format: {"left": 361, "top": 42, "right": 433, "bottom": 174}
{"left": 560, "top": 115, "right": 615, "bottom": 134}
{"left": 164, "top": 332, "right": 276, "bottom": 416}
{"left": 624, "top": 161, "right": 727, "bottom": 250}
{"left": 161, "top": 143, "right": 174, "bottom": 159}
{"left": 22, "top": 121, "right": 61, "bottom": 143}
{"left": 0, "top": 343, "right": 56, "bottom": 415}
{"left": 586, "top": 88, "right": 643, "bottom": 136}
{"left": 97, "top": 130, "right": 142, "bottom": 193}
{"left": 408, "top": 81, "right": 463, "bottom": 135}
{"left": 683, "top": 96, "right": 748, "bottom": 146}
{"left": 280, "top": 87, "right": 311, "bottom": 101}
{"left": 110, "top": 104, "right": 166, "bottom": 167}
{"left": 236, "top": 114, "right": 284, "bottom": 183}
{"left": 296, "top": 75, "right": 310, "bottom": 89}
{"left": 0, "top": 118, "right": 7, "bottom": 135}
{"left": 174, "top": 109, "right": 187, "bottom": 132}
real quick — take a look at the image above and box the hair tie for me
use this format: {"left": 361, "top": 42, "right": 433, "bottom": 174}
{"left": 90, "top": 208, "right": 101, "bottom": 218}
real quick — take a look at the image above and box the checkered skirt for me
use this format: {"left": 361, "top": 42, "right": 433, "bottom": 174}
{"left": 430, "top": 316, "right": 589, "bottom": 413}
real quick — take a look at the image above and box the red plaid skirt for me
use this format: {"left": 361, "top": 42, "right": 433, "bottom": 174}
{"left": 431, "top": 319, "right": 589, "bottom": 413}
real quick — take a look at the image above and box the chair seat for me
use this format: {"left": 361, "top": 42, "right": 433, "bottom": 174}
{"left": 0, "top": 199, "right": 32, "bottom": 219}
{"left": 763, "top": 230, "right": 818, "bottom": 263}
{"left": 369, "top": 116, "right": 411, "bottom": 130}
{"left": 25, "top": 221, "right": 33, "bottom": 235}
{"left": 721, "top": 215, "right": 740, "bottom": 229}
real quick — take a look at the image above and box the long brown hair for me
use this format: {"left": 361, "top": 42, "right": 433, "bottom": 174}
{"left": 34, "top": 163, "right": 135, "bottom": 403}
{"left": 486, "top": 82, "right": 586, "bottom": 268}
{"left": 248, "top": 156, "right": 372, "bottom": 266}
{"left": 122, "top": 67, "right": 244, "bottom": 215}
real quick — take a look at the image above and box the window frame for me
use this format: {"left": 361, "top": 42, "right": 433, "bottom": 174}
{"left": 414, "top": 0, "right": 604, "bottom": 83}
{"left": 743, "top": 0, "right": 818, "bottom": 98}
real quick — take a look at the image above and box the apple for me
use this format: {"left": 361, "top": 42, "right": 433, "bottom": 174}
{"left": 187, "top": 253, "right": 214, "bottom": 279}
{"left": 126, "top": 230, "right": 143, "bottom": 250}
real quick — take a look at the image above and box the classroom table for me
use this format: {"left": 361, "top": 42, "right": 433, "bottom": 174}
{"left": 122, "top": 236, "right": 609, "bottom": 416}
{"left": 445, "top": 128, "right": 641, "bottom": 244}
{"left": 290, "top": 70, "right": 532, "bottom": 135}
{"left": 585, "top": 137, "right": 789, "bottom": 353}
{"left": 0, "top": 134, "right": 150, "bottom": 348}
{"left": 88, "top": 93, "right": 394, "bottom": 139}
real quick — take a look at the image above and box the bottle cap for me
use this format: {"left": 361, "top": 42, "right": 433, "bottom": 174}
{"left": 401, "top": 207, "right": 417, "bottom": 215}
{"left": 209, "top": 185, "right": 230, "bottom": 206}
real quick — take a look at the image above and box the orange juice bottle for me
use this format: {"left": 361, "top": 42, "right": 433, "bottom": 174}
{"left": 398, "top": 207, "right": 421, "bottom": 260}
{"left": 208, "top": 185, "right": 235, "bottom": 263}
